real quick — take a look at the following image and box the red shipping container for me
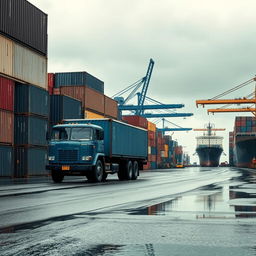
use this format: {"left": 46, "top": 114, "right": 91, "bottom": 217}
{"left": 0, "top": 110, "right": 14, "bottom": 144}
{"left": 143, "top": 162, "right": 150, "bottom": 170}
{"left": 48, "top": 73, "right": 54, "bottom": 95}
{"left": 53, "top": 88, "right": 60, "bottom": 95}
{"left": 104, "top": 96, "right": 118, "bottom": 119}
{"left": 148, "top": 131, "right": 155, "bottom": 140}
{"left": 122, "top": 115, "right": 148, "bottom": 129}
{"left": 0, "top": 76, "right": 14, "bottom": 111}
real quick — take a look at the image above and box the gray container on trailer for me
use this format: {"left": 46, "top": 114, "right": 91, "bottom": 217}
{"left": 14, "top": 115, "right": 48, "bottom": 146}
{"left": 15, "top": 83, "right": 49, "bottom": 117}
{"left": 0, "top": 145, "right": 14, "bottom": 177}
{"left": 15, "top": 147, "right": 48, "bottom": 177}
{"left": 63, "top": 119, "right": 148, "bottom": 159}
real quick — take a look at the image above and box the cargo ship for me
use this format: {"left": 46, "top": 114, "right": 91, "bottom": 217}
{"left": 195, "top": 123, "right": 224, "bottom": 167}
{"left": 231, "top": 117, "right": 256, "bottom": 169}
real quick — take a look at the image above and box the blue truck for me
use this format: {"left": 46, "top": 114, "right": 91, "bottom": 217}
{"left": 46, "top": 118, "right": 148, "bottom": 183}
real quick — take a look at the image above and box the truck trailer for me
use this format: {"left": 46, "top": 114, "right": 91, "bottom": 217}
{"left": 46, "top": 118, "right": 148, "bottom": 183}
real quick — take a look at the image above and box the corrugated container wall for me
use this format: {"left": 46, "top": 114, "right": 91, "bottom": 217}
{"left": 13, "top": 43, "right": 47, "bottom": 89}
{"left": 0, "top": 0, "right": 48, "bottom": 55}
{"left": 104, "top": 96, "right": 118, "bottom": 119}
{"left": 0, "top": 145, "right": 14, "bottom": 177}
{"left": 60, "top": 86, "right": 104, "bottom": 114}
{"left": 122, "top": 115, "right": 148, "bottom": 129}
{"left": 55, "top": 72, "right": 104, "bottom": 94}
{"left": 15, "top": 83, "right": 49, "bottom": 117}
{"left": 14, "top": 115, "right": 48, "bottom": 146}
{"left": 50, "top": 95, "right": 82, "bottom": 123}
{"left": 15, "top": 147, "right": 47, "bottom": 177}
{"left": 0, "top": 35, "right": 13, "bottom": 76}
{"left": 0, "top": 76, "right": 14, "bottom": 111}
{"left": 0, "top": 110, "right": 14, "bottom": 144}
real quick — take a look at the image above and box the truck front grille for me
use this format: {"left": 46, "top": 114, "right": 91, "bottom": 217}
{"left": 58, "top": 149, "right": 78, "bottom": 162}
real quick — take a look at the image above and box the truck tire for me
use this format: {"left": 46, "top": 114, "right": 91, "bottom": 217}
{"left": 125, "top": 160, "right": 133, "bottom": 180}
{"left": 132, "top": 161, "right": 139, "bottom": 180}
{"left": 102, "top": 172, "right": 108, "bottom": 182}
{"left": 117, "top": 162, "right": 126, "bottom": 181}
{"left": 88, "top": 160, "right": 103, "bottom": 183}
{"left": 51, "top": 171, "right": 64, "bottom": 183}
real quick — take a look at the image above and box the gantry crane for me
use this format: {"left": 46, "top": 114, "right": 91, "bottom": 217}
{"left": 112, "top": 59, "right": 193, "bottom": 119}
{"left": 196, "top": 77, "right": 256, "bottom": 116}
{"left": 158, "top": 118, "right": 192, "bottom": 133}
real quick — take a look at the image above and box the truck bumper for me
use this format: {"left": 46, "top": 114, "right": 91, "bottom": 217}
{"left": 46, "top": 164, "right": 93, "bottom": 172}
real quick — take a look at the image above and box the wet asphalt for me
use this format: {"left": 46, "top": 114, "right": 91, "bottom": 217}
{"left": 0, "top": 167, "right": 256, "bottom": 256}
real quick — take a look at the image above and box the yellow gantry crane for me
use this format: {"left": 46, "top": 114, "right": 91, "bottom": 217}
{"left": 196, "top": 77, "right": 256, "bottom": 116}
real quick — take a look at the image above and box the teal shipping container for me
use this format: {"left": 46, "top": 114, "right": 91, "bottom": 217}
{"left": 0, "top": 145, "right": 14, "bottom": 177}
{"left": 63, "top": 118, "right": 148, "bottom": 159}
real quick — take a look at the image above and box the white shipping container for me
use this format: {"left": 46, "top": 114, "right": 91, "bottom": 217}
{"left": 13, "top": 43, "right": 47, "bottom": 89}
{"left": 0, "top": 35, "right": 13, "bottom": 76}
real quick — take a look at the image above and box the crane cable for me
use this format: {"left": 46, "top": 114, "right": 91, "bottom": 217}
{"left": 211, "top": 78, "right": 254, "bottom": 100}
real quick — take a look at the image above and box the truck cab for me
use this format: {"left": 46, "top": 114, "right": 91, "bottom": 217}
{"left": 46, "top": 124, "right": 105, "bottom": 183}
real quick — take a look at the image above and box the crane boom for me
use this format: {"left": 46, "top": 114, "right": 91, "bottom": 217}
{"left": 196, "top": 99, "right": 256, "bottom": 107}
{"left": 208, "top": 108, "right": 256, "bottom": 113}
{"left": 136, "top": 58, "right": 155, "bottom": 115}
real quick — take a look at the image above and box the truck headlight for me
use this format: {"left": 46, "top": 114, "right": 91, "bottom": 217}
{"left": 48, "top": 156, "right": 55, "bottom": 161}
{"left": 82, "top": 156, "right": 92, "bottom": 161}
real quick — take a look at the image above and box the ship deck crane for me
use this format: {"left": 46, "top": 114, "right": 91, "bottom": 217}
{"left": 196, "top": 77, "right": 256, "bottom": 116}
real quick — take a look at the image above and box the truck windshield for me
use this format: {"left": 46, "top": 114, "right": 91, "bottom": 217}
{"left": 70, "top": 127, "right": 93, "bottom": 141}
{"left": 51, "top": 127, "right": 71, "bottom": 141}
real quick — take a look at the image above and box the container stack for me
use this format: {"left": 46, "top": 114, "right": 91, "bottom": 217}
{"left": 0, "top": 0, "right": 48, "bottom": 177}
{"left": 50, "top": 72, "right": 118, "bottom": 119}
{"left": 147, "top": 121, "right": 157, "bottom": 169}
{"left": 234, "top": 116, "right": 256, "bottom": 133}
{"left": 0, "top": 77, "right": 14, "bottom": 176}
{"left": 229, "top": 132, "right": 234, "bottom": 166}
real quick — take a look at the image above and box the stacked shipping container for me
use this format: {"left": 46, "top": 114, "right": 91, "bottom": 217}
{"left": 0, "top": 0, "right": 48, "bottom": 177}
{"left": 229, "top": 131, "right": 234, "bottom": 166}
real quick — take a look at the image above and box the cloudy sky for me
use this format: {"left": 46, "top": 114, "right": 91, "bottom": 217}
{"left": 30, "top": 0, "right": 256, "bottom": 163}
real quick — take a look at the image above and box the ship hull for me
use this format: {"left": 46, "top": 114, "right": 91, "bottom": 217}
{"left": 233, "top": 135, "right": 256, "bottom": 169}
{"left": 196, "top": 147, "right": 223, "bottom": 167}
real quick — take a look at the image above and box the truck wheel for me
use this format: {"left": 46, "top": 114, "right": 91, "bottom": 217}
{"left": 117, "top": 162, "right": 126, "bottom": 181}
{"left": 51, "top": 171, "right": 64, "bottom": 183}
{"left": 125, "top": 160, "right": 133, "bottom": 180}
{"left": 102, "top": 172, "right": 108, "bottom": 182}
{"left": 132, "top": 161, "right": 139, "bottom": 180}
{"left": 89, "top": 160, "right": 103, "bottom": 182}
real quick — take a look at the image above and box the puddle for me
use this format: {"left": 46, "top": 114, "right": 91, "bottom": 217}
{"left": 130, "top": 173, "right": 256, "bottom": 219}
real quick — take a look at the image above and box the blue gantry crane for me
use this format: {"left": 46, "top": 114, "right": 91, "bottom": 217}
{"left": 112, "top": 58, "right": 193, "bottom": 128}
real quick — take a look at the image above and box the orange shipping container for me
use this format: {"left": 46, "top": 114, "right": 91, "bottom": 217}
{"left": 84, "top": 110, "right": 104, "bottom": 119}
{"left": 147, "top": 121, "right": 156, "bottom": 132}
{"left": 104, "top": 96, "right": 118, "bottom": 119}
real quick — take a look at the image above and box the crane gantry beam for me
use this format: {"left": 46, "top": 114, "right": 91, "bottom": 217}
{"left": 208, "top": 108, "right": 256, "bottom": 113}
{"left": 196, "top": 99, "right": 256, "bottom": 107}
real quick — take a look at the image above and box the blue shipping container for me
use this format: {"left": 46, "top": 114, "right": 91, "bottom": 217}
{"left": 150, "top": 162, "right": 157, "bottom": 169}
{"left": 15, "top": 147, "right": 48, "bottom": 177}
{"left": 15, "top": 83, "right": 49, "bottom": 117}
{"left": 151, "top": 146, "right": 157, "bottom": 155}
{"left": 15, "top": 115, "right": 48, "bottom": 146}
{"left": 55, "top": 72, "right": 104, "bottom": 94}
{"left": 50, "top": 95, "right": 82, "bottom": 123}
{"left": 0, "top": 145, "right": 14, "bottom": 177}
{"left": 63, "top": 119, "right": 148, "bottom": 158}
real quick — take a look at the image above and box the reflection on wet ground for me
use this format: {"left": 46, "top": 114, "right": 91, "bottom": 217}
{"left": 130, "top": 169, "right": 256, "bottom": 219}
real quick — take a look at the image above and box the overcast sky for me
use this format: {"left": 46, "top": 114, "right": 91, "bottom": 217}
{"left": 30, "top": 0, "right": 256, "bottom": 163}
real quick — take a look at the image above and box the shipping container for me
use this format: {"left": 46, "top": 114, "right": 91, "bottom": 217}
{"left": 104, "top": 96, "right": 118, "bottom": 119}
{"left": 84, "top": 110, "right": 104, "bottom": 119}
{"left": 0, "top": 110, "right": 14, "bottom": 144}
{"left": 147, "top": 121, "right": 156, "bottom": 132}
{"left": 14, "top": 115, "right": 48, "bottom": 146}
{"left": 0, "top": 76, "right": 14, "bottom": 111}
{"left": 15, "top": 146, "right": 48, "bottom": 177}
{"left": 0, "top": 0, "right": 47, "bottom": 55}
{"left": 48, "top": 73, "right": 54, "bottom": 95}
{"left": 13, "top": 43, "right": 47, "bottom": 89}
{"left": 63, "top": 119, "right": 148, "bottom": 158}
{"left": 15, "top": 83, "right": 49, "bottom": 117}
{"left": 50, "top": 95, "right": 82, "bottom": 123}
{"left": 60, "top": 86, "right": 104, "bottom": 114}
{"left": 0, "top": 34, "right": 13, "bottom": 76}
{"left": 55, "top": 72, "right": 104, "bottom": 93}
{"left": 122, "top": 115, "right": 148, "bottom": 129}
{"left": 150, "top": 162, "right": 157, "bottom": 169}
{"left": 0, "top": 145, "right": 14, "bottom": 177}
